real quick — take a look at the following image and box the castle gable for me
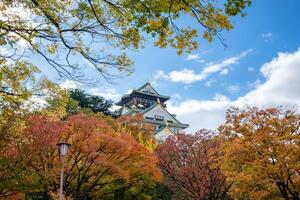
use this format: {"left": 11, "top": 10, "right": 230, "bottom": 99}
{"left": 155, "top": 125, "right": 174, "bottom": 141}
{"left": 137, "top": 82, "right": 159, "bottom": 95}
{"left": 143, "top": 103, "right": 180, "bottom": 124}
{"left": 120, "top": 106, "right": 130, "bottom": 115}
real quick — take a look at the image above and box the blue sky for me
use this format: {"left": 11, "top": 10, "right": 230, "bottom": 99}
{"left": 54, "top": 0, "right": 300, "bottom": 132}
{"left": 121, "top": 0, "right": 300, "bottom": 97}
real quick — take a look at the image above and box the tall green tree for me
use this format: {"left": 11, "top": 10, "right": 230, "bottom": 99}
{"left": 0, "top": 0, "right": 251, "bottom": 80}
{"left": 67, "top": 89, "right": 114, "bottom": 116}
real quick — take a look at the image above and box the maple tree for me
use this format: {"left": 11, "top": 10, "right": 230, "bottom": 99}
{"left": 1, "top": 0, "right": 251, "bottom": 80}
{"left": 156, "top": 131, "right": 232, "bottom": 200}
{"left": 0, "top": 59, "right": 67, "bottom": 198}
{"left": 218, "top": 107, "right": 300, "bottom": 199}
{"left": 2, "top": 113, "right": 162, "bottom": 199}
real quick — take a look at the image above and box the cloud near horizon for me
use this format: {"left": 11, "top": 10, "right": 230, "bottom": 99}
{"left": 167, "top": 48, "right": 300, "bottom": 133}
{"left": 155, "top": 49, "right": 252, "bottom": 84}
{"left": 59, "top": 80, "right": 122, "bottom": 102}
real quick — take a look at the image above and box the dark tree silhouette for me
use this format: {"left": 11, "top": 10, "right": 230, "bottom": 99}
{"left": 68, "top": 89, "right": 114, "bottom": 116}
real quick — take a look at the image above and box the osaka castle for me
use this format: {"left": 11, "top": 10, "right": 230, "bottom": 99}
{"left": 117, "top": 82, "right": 189, "bottom": 141}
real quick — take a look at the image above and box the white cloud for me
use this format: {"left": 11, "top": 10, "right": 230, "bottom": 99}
{"left": 167, "top": 99, "right": 231, "bottom": 132}
{"left": 60, "top": 80, "right": 82, "bottom": 89}
{"left": 248, "top": 67, "right": 255, "bottom": 72}
{"left": 156, "top": 49, "right": 252, "bottom": 84}
{"left": 262, "top": 32, "right": 274, "bottom": 42}
{"left": 228, "top": 84, "right": 240, "bottom": 94}
{"left": 247, "top": 79, "right": 261, "bottom": 90}
{"left": 60, "top": 80, "right": 121, "bottom": 101}
{"left": 167, "top": 48, "right": 300, "bottom": 133}
{"left": 202, "top": 55, "right": 238, "bottom": 74}
{"left": 186, "top": 53, "right": 205, "bottom": 63}
{"left": 220, "top": 68, "right": 229, "bottom": 75}
{"left": 23, "top": 95, "right": 48, "bottom": 111}
{"left": 110, "top": 104, "right": 121, "bottom": 112}
{"left": 186, "top": 53, "right": 200, "bottom": 61}
{"left": 236, "top": 49, "right": 300, "bottom": 106}
{"left": 89, "top": 88, "right": 121, "bottom": 101}
{"left": 172, "top": 93, "right": 182, "bottom": 100}
{"left": 214, "top": 93, "right": 230, "bottom": 102}
{"left": 155, "top": 70, "right": 169, "bottom": 80}
{"left": 126, "top": 88, "right": 133, "bottom": 94}
{"left": 167, "top": 69, "right": 205, "bottom": 84}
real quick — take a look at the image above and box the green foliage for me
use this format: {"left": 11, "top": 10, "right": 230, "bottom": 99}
{"left": 148, "top": 183, "right": 173, "bottom": 200}
{"left": 0, "top": 58, "right": 65, "bottom": 143}
{"left": 0, "top": 59, "right": 45, "bottom": 106}
{"left": 67, "top": 88, "right": 115, "bottom": 116}
{"left": 225, "top": 0, "right": 252, "bottom": 16}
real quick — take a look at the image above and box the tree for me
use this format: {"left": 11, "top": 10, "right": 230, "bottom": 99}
{"left": 3, "top": 113, "right": 162, "bottom": 199}
{"left": 0, "top": 0, "right": 251, "bottom": 80}
{"left": 67, "top": 88, "right": 114, "bottom": 116}
{"left": 0, "top": 59, "right": 67, "bottom": 197}
{"left": 147, "top": 183, "right": 173, "bottom": 200}
{"left": 156, "top": 131, "right": 232, "bottom": 200}
{"left": 218, "top": 107, "right": 300, "bottom": 199}
{"left": 0, "top": 58, "right": 69, "bottom": 123}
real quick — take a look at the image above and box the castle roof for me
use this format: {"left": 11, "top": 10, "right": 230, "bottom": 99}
{"left": 118, "top": 82, "right": 189, "bottom": 140}
{"left": 116, "top": 82, "right": 170, "bottom": 106}
{"left": 137, "top": 81, "right": 160, "bottom": 95}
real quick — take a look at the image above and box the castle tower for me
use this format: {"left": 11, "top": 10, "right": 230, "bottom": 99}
{"left": 117, "top": 82, "right": 189, "bottom": 141}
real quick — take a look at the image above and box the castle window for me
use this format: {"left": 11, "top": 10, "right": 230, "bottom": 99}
{"left": 144, "top": 89, "right": 154, "bottom": 94}
{"left": 155, "top": 125, "right": 161, "bottom": 131}
{"left": 154, "top": 115, "right": 164, "bottom": 121}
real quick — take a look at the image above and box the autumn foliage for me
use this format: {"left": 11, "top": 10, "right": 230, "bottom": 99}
{"left": 117, "top": 113, "right": 156, "bottom": 148}
{"left": 1, "top": 114, "right": 162, "bottom": 199}
{"left": 1, "top": 94, "right": 300, "bottom": 200}
{"left": 156, "top": 131, "right": 231, "bottom": 200}
{"left": 218, "top": 107, "right": 300, "bottom": 199}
